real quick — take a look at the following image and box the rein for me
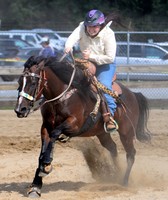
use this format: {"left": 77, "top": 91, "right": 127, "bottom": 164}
{"left": 40, "top": 52, "right": 76, "bottom": 105}
{"left": 41, "top": 63, "right": 76, "bottom": 105}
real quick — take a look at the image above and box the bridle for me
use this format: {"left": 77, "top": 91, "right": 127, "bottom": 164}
{"left": 18, "top": 64, "right": 47, "bottom": 113}
{"left": 19, "top": 71, "right": 43, "bottom": 101}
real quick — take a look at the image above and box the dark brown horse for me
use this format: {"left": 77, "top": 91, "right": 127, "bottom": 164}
{"left": 14, "top": 55, "right": 150, "bottom": 198}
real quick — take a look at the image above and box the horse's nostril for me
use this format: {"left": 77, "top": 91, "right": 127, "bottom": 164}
{"left": 21, "top": 107, "right": 27, "bottom": 113}
{"left": 14, "top": 106, "right": 28, "bottom": 115}
{"left": 15, "top": 107, "right": 26, "bottom": 113}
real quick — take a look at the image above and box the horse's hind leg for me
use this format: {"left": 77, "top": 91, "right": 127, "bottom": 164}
{"left": 119, "top": 132, "right": 136, "bottom": 186}
{"left": 97, "top": 133, "right": 118, "bottom": 158}
{"left": 96, "top": 133, "right": 120, "bottom": 177}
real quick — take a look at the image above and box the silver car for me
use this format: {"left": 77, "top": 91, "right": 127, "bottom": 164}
{"left": 32, "top": 28, "right": 67, "bottom": 50}
{"left": 116, "top": 42, "right": 168, "bottom": 66}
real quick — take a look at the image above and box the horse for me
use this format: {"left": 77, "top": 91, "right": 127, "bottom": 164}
{"left": 14, "top": 54, "right": 151, "bottom": 197}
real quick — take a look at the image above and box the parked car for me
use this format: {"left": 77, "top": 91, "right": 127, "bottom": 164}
{"left": 0, "top": 38, "right": 41, "bottom": 67}
{"left": 154, "top": 42, "right": 168, "bottom": 51}
{"left": 32, "top": 28, "right": 67, "bottom": 50}
{"left": 0, "top": 48, "right": 18, "bottom": 58}
{"left": 16, "top": 47, "right": 41, "bottom": 59}
{"left": 0, "top": 48, "right": 19, "bottom": 67}
{"left": 0, "top": 46, "right": 64, "bottom": 67}
{"left": 1, "top": 30, "right": 42, "bottom": 47}
{"left": 17, "top": 47, "right": 63, "bottom": 60}
{"left": 0, "top": 38, "right": 33, "bottom": 49}
{"left": 0, "top": 38, "right": 33, "bottom": 66}
{"left": 116, "top": 42, "right": 168, "bottom": 66}
{"left": 0, "top": 47, "right": 40, "bottom": 67}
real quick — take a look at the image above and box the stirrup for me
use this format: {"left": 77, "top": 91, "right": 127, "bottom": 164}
{"left": 104, "top": 117, "right": 118, "bottom": 133}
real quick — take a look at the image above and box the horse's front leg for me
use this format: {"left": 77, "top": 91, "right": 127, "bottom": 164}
{"left": 40, "top": 115, "right": 79, "bottom": 168}
{"left": 39, "top": 127, "right": 62, "bottom": 171}
{"left": 27, "top": 125, "right": 51, "bottom": 198}
{"left": 28, "top": 117, "right": 78, "bottom": 197}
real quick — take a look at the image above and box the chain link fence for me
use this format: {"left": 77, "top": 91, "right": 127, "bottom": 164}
{"left": 0, "top": 31, "right": 168, "bottom": 105}
{"left": 114, "top": 32, "right": 168, "bottom": 103}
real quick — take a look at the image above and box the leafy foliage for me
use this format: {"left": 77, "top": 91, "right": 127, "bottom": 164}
{"left": 0, "top": 0, "right": 167, "bottom": 31}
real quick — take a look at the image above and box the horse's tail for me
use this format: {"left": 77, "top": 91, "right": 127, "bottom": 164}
{"left": 134, "top": 92, "right": 151, "bottom": 142}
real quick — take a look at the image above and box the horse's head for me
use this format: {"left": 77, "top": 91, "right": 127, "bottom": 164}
{"left": 14, "top": 56, "right": 46, "bottom": 118}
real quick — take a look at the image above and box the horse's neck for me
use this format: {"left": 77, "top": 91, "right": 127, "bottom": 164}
{"left": 44, "top": 68, "right": 66, "bottom": 99}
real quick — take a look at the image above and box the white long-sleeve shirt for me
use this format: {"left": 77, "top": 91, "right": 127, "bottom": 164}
{"left": 65, "top": 22, "right": 116, "bottom": 65}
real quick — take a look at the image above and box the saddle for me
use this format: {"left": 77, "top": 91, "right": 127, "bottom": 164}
{"left": 74, "top": 58, "right": 122, "bottom": 96}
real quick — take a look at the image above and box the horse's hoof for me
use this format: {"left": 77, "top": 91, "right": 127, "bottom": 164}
{"left": 27, "top": 187, "right": 41, "bottom": 198}
{"left": 28, "top": 191, "right": 41, "bottom": 198}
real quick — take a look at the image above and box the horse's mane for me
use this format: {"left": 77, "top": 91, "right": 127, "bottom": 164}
{"left": 24, "top": 55, "right": 45, "bottom": 68}
{"left": 46, "top": 56, "right": 91, "bottom": 90}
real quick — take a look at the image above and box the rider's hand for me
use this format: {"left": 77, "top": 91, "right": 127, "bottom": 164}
{"left": 64, "top": 47, "right": 72, "bottom": 54}
{"left": 82, "top": 49, "right": 90, "bottom": 60}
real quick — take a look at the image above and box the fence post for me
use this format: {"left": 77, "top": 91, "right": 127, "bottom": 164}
{"left": 127, "top": 31, "right": 130, "bottom": 64}
{"left": 126, "top": 72, "right": 130, "bottom": 82}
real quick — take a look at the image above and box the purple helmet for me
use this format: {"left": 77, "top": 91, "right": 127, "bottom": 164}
{"left": 84, "top": 10, "right": 105, "bottom": 26}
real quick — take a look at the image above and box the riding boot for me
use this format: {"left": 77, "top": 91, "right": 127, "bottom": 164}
{"left": 106, "top": 116, "right": 118, "bottom": 132}
{"left": 101, "top": 99, "right": 118, "bottom": 132}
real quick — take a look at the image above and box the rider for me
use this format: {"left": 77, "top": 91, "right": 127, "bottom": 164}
{"left": 64, "top": 9, "right": 118, "bottom": 132}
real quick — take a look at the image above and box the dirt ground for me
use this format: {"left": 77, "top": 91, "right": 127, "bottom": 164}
{"left": 0, "top": 108, "right": 168, "bottom": 200}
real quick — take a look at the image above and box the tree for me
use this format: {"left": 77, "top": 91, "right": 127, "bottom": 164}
{"left": 0, "top": 0, "right": 167, "bottom": 30}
